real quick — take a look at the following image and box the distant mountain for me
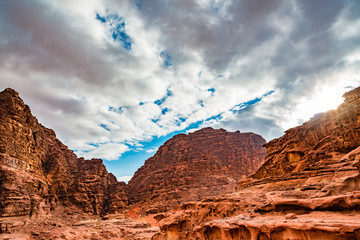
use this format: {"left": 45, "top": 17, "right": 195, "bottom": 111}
{"left": 11, "top": 84, "right": 358, "bottom": 240}
{"left": 154, "top": 86, "right": 360, "bottom": 240}
{"left": 128, "top": 127, "right": 266, "bottom": 212}
{"left": 0, "top": 87, "right": 268, "bottom": 237}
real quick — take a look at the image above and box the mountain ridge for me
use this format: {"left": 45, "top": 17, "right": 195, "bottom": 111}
{"left": 2, "top": 86, "right": 360, "bottom": 239}
{"left": 0, "top": 87, "right": 266, "bottom": 239}
{"left": 153, "top": 86, "right": 360, "bottom": 240}
{"left": 0, "top": 88, "right": 128, "bottom": 232}
{"left": 128, "top": 126, "right": 266, "bottom": 213}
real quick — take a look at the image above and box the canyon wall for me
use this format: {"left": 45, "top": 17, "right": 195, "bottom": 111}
{"left": 0, "top": 88, "right": 267, "bottom": 236}
{"left": 154, "top": 86, "right": 360, "bottom": 240}
{"left": 0, "top": 88, "right": 127, "bottom": 233}
{"left": 128, "top": 127, "right": 266, "bottom": 212}
{"left": 252, "top": 86, "right": 360, "bottom": 179}
{"left": 5, "top": 86, "right": 359, "bottom": 239}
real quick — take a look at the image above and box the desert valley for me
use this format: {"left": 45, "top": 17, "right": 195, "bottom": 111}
{"left": 1, "top": 86, "right": 360, "bottom": 239}
{"left": 1, "top": 1, "right": 360, "bottom": 239}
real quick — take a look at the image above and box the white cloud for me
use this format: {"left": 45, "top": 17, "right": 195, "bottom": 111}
{"left": 117, "top": 175, "right": 133, "bottom": 183}
{"left": 332, "top": 5, "right": 360, "bottom": 41}
{"left": 77, "top": 143, "right": 129, "bottom": 160}
{"left": 145, "top": 147, "right": 158, "bottom": 154}
{"left": 0, "top": 0, "right": 360, "bottom": 163}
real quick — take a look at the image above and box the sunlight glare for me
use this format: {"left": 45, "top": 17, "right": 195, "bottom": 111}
{"left": 283, "top": 86, "right": 345, "bottom": 130}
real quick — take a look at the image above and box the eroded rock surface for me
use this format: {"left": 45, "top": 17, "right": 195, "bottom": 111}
{"left": 253, "top": 86, "right": 360, "bottom": 179}
{"left": 154, "top": 87, "right": 360, "bottom": 240}
{"left": 128, "top": 127, "right": 266, "bottom": 212}
{"left": 0, "top": 88, "right": 128, "bottom": 233}
{"left": 0, "top": 212, "right": 159, "bottom": 240}
{"left": 0, "top": 88, "right": 267, "bottom": 239}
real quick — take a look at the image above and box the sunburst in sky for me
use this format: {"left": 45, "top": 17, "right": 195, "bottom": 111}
{"left": 0, "top": 0, "right": 359, "bottom": 181}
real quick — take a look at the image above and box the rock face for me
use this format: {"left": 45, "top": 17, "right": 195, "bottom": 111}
{"left": 1, "top": 212, "right": 159, "bottom": 240}
{"left": 128, "top": 128, "right": 266, "bottom": 211}
{"left": 0, "top": 88, "right": 127, "bottom": 233}
{"left": 154, "top": 86, "right": 360, "bottom": 240}
{"left": 253, "top": 86, "right": 360, "bottom": 179}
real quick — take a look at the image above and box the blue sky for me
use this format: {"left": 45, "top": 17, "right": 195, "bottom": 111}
{"left": 104, "top": 90, "right": 273, "bottom": 181}
{"left": 0, "top": 0, "right": 360, "bottom": 182}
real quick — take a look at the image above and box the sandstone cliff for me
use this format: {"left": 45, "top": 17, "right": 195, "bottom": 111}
{"left": 154, "top": 86, "right": 360, "bottom": 240}
{"left": 0, "top": 87, "right": 268, "bottom": 238}
{"left": 128, "top": 127, "right": 266, "bottom": 212}
{"left": 252, "top": 86, "right": 360, "bottom": 179}
{"left": 5, "top": 85, "right": 360, "bottom": 240}
{"left": 0, "top": 88, "right": 127, "bottom": 233}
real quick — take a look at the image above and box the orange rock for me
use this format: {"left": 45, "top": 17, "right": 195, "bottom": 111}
{"left": 0, "top": 88, "right": 127, "bottom": 233}
{"left": 154, "top": 86, "right": 360, "bottom": 240}
{"left": 128, "top": 127, "right": 266, "bottom": 212}
{"left": 252, "top": 86, "right": 360, "bottom": 179}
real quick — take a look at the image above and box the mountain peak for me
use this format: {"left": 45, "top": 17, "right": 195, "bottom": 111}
{"left": 343, "top": 86, "right": 360, "bottom": 103}
{"left": 128, "top": 127, "right": 266, "bottom": 211}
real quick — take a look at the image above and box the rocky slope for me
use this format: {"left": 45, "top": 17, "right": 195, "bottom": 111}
{"left": 0, "top": 87, "right": 268, "bottom": 239}
{"left": 252, "top": 86, "right": 360, "bottom": 179}
{"left": 128, "top": 127, "right": 266, "bottom": 212}
{"left": 154, "top": 86, "right": 360, "bottom": 240}
{"left": 1, "top": 212, "right": 159, "bottom": 240}
{"left": 4, "top": 86, "right": 360, "bottom": 240}
{"left": 0, "top": 88, "right": 128, "bottom": 233}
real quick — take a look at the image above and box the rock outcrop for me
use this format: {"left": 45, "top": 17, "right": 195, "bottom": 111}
{"left": 0, "top": 88, "right": 128, "bottom": 233}
{"left": 1, "top": 212, "right": 159, "bottom": 240}
{"left": 128, "top": 128, "right": 266, "bottom": 212}
{"left": 154, "top": 86, "right": 360, "bottom": 240}
{"left": 5, "top": 85, "right": 360, "bottom": 240}
{"left": 252, "top": 86, "right": 360, "bottom": 179}
{"left": 0, "top": 87, "right": 268, "bottom": 238}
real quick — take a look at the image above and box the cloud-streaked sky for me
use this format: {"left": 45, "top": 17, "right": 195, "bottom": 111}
{"left": 1, "top": 0, "right": 359, "bottom": 182}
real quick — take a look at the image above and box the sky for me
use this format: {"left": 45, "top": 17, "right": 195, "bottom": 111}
{"left": 0, "top": 0, "right": 360, "bottom": 182}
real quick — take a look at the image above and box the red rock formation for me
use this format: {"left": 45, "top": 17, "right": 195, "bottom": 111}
{"left": 154, "top": 86, "right": 360, "bottom": 240}
{"left": 0, "top": 88, "right": 127, "bottom": 233}
{"left": 252, "top": 86, "right": 360, "bottom": 179}
{"left": 128, "top": 128, "right": 266, "bottom": 212}
{"left": 1, "top": 212, "right": 159, "bottom": 240}
{"left": 69, "top": 158, "right": 128, "bottom": 215}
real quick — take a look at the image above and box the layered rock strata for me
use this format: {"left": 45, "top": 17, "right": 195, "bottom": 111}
{"left": 1, "top": 212, "right": 159, "bottom": 240}
{"left": 128, "top": 127, "right": 266, "bottom": 211}
{"left": 0, "top": 88, "right": 127, "bottom": 233}
{"left": 253, "top": 86, "right": 360, "bottom": 179}
{"left": 154, "top": 86, "right": 360, "bottom": 240}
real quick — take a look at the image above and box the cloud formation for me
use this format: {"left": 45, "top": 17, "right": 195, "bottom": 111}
{"left": 117, "top": 175, "right": 133, "bottom": 183}
{"left": 0, "top": 0, "right": 359, "bottom": 173}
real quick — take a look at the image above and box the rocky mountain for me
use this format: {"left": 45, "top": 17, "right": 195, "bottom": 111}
{"left": 128, "top": 127, "right": 266, "bottom": 212}
{"left": 0, "top": 88, "right": 128, "bottom": 233}
{"left": 4, "top": 85, "right": 360, "bottom": 240}
{"left": 252, "top": 86, "right": 360, "bottom": 179}
{"left": 0, "top": 88, "right": 266, "bottom": 238}
{"left": 154, "top": 86, "right": 360, "bottom": 239}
